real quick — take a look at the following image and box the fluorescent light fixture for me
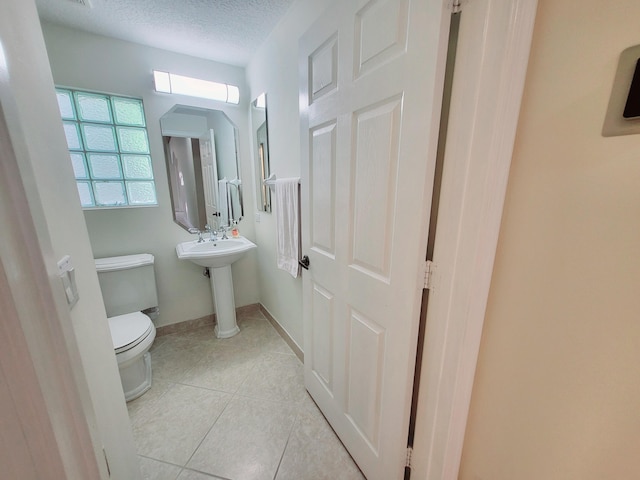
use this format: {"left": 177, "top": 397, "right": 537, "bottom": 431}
{"left": 153, "top": 70, "right": 240, "bottom": 105}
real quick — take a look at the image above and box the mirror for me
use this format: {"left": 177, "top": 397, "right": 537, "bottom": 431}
{"left": 161, "top": 105, "right": 243, "bottom": 232}
{"left": 251, "top": 94, "right": 271, "bottom": 212}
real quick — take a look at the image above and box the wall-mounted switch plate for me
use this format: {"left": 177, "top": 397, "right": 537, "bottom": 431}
{"left": 255, "top": 212, "right": 261, "bottom": 223}
{"left": 57, "top": 255, "right": 79, "bottom": 308}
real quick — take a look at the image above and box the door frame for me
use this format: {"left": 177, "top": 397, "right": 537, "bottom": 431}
{"left": 411, "top": 1, "right": 538, "bottom": 479}
{"left": 0, "top": 103, "right": 104, "bottom": 478}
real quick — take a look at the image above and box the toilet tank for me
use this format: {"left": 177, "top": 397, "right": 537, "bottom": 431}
{"left": 95, "top": 254, "right": 158, "bottom": 319}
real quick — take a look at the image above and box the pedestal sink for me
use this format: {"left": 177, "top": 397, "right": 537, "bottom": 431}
{"left": 176, "top": 236, "right": 256, "bottom": 338}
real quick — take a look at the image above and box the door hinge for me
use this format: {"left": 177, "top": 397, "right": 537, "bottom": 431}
{"left": 405, "top": 446, "right": 413, "bottom": 468}
{"left": 449, "top": 0, "right": 464, "bottom": 13}
{"left": 423, "top": 260, "right": 436, "bottom": 290}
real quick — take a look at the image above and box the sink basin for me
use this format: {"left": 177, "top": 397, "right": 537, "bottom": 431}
{"left": 176, "top": 236, "right": 256, "bottom": 268}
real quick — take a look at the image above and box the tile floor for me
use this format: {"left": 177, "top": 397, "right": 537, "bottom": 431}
{"left": 128, "top": 308, "right": 365, "bottom": 480}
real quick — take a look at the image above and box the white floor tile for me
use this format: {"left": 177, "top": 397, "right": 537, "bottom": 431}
{"left": 180, "top": 343, "right": 264, "bottom": 394}
{"left": 176, "top": 469, "right": 227, "bottom": 479}
{"left": 236, "top": 352, "right": 306, "bottom": 404}
{"left": 132, "top": 384, "right": 230, "bottom": 465}
{"left": 138, "top": 456, "right": 182, "bottom": 480}
{"left": 275, "top": 405, "right": 365, "bottom": 480}
{"left": 128, "top": 380, "right": 173, "bottom": 422}
{"left": 150, "top": 335, "right": 210, "bottom": 384}
{"left": 130, "top": 312, "right": 363, "bottom": 479}
{"left": 187, "top": 395, "right": 297, "bottom": 480}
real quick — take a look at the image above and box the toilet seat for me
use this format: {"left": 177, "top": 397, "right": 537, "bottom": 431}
{"left": 108, "top": 311, "right": 154, "bottom": 354}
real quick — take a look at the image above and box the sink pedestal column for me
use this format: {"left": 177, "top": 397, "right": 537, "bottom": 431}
{"left": 210, "top": 265, "right": 240, "bottom": 338}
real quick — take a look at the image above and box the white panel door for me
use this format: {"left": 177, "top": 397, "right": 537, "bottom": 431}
{"left": 199, "top": 128, "right": 219, "bottom": 224}
{"left": 299, "top": 1, "right": 449, "bottom": 479}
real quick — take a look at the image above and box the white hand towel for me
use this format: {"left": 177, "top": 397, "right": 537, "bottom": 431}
{"left": 274, "top": 178, "right": 300, "bottom": 278}
{"left": 218, "top": 178, "right": 229, "bottom": 226}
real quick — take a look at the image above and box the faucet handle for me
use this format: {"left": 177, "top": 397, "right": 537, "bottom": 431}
{"left": 188, "top": 227, "right": 204, "bottom": 243}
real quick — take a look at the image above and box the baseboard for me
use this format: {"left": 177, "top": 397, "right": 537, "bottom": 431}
{"left": 155, "top": 303, "right": 262, "bottom": 338}
{"left": 155, "top": 314, "right": 215, "bottom": 337}
{"left": 235, "top": 303, "right": 261, "bottom": 316}
{"left": 155, "top": 304, "right": 304, "bottom": 364}
{"left": 259, "top": 304, "right": 304, "bottom": 362}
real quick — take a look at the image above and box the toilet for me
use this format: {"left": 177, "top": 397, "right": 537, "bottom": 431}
{"left": 95, "top": 253, "right": 158, "bottom": 402}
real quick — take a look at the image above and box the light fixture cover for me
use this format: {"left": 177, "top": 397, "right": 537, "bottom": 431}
{"left": 153, "top": 71, "right": 171, "bottom": 93}
{"left": 152, "top": 70, "right": 240, "bottom": 105}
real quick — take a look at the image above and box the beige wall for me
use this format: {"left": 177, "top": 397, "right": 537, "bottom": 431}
{"left": 460, "top": 1, "right": 640, "bottom": 479}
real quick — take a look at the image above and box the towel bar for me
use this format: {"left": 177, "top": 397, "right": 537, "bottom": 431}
{"left": 263, "top": 173, "right": 300, "bottom": 189}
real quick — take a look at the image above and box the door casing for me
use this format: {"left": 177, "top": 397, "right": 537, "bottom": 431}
{"left": 412, "top": 1, "right": 539, "bottom": 479}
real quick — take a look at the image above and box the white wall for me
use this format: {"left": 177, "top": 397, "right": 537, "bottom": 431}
{"left": 1, "top": 1, "right": 140, "bottom": 478}
{"left": 41, "top": 23, "right": 259, "bottom": 328}
{"left": 246, "top": 0, "right": 335, "bottom": 346}
{"left": 460, "top": 0, "right": 640, "bottom": 479}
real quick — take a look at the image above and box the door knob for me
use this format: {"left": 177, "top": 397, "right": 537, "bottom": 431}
{"left": 299, "top": 255, "right": 310, "bottom": 270}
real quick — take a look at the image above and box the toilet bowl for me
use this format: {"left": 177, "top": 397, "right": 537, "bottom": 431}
{"left": 108, "top": 311, "right": 156, "bottom": 401}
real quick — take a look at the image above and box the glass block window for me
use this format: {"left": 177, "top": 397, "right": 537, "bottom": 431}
{"left": 56, "top": 88, "right": 157, "bottom": 208}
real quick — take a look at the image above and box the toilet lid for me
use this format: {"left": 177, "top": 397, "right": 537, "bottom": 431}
{"left": 108, "top": 312, "right": 153, "bottom": 352}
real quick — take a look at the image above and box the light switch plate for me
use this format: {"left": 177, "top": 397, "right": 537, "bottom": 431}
{"left": 57, "top": 255, "right": 79, "bottom": 308}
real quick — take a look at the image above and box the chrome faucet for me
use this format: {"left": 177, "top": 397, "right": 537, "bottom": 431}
{"left": 188, "top": 227, "right": 204, "bottom": 243}
{"left": 206, "top": 223, "right": 218, "bottom": 241}
{"left": 218, "top": 225, "right": 229, "bottom": 240}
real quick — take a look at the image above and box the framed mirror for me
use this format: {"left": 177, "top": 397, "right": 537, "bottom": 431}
{"left": 251, "top": 94, "right": 271, "bottom": 212}
{"left": 160, "top": 105, "right": 243, "bottom": 232}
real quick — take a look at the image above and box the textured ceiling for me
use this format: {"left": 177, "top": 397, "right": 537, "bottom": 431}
{"left": 35, "top": 0, "right": 296, "bottom": 66}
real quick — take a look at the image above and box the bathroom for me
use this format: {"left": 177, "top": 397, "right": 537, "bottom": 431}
{"left": 7, "top": 0, "right": 640, "bottom": 479}
{"left": 35, "top": 1, "right": 325, "bottom": 479}
{"left": 1, "top": 0, "right": 336, "bottom": 475}
{"left": 9, "top": 0, "right": 457, "bottom": 475}
{"left": 2, "top": 0, "right": 478, "bottom": 474}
